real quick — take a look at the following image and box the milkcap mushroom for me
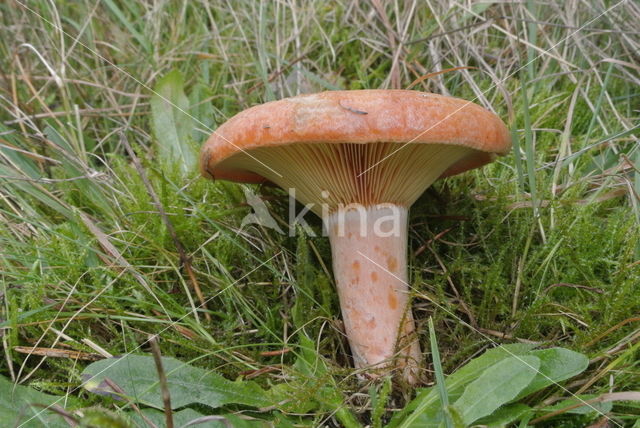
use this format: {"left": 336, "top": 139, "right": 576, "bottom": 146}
{"left": 200, "top": 90, "right": 511, "bottom": 383}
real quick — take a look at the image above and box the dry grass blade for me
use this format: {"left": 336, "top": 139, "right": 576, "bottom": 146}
{"left": 4, "top": 103, "right": 150, "bottom": 125}
{"left": 247, "top": 53, "right": 308, "bottom": 94}
{"left": 370, "top": 0, "right": 401, "bottom": 89}
{"left": 585, "top": 317, "right": 640, "bottom": 348}
{"left": 149, "top": 335, "right": 174, "bottom": 428}
{"left": 239, "top": 365, "right": 281, "bottom": 380}
{"left": 259, "top": 348, "right": 291, "bottom": 357}
{"left": 405, "top": 66, "right": 477, "bottom": 90}
{"left": 103, "top": 378, "right": 159, "bottom": 428}
{"left": 31, "top": 403, "right": 79, "bottom": 426}
{"left": 12, "top": 346, "right": 103, "bottom": 361}
{"left": 476, "top": 328, "right": 541, "bottom": 345}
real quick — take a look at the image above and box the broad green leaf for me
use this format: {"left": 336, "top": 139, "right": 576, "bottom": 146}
{"left": 82, "top": 355, "right": 272, "bottom": 410}
{"left": 444, "top": 344, "right": 537, "bottom": 388}
{"left": 151, "top": 69, "right": 197, "bottom": 175}
{"left": 447, "top": 406, "right": 465, "bottom": 427}
{"left": 393, "top": 346, "right": 589, "bottom": 427}
{"left": 390, "top": 343, "right": 535, "bottom": 427}
{"left": 128, "top": 408, "right": 271, "bottom": 428}
{"left": 0, "top": 375, "right": 74, "bottom": 428}
{"left": 474, "top": 403, "right": 532, "bottom": 427}
{"left": 395, "top": 400, "right": 443, "bottom": 428}
{"left": 75, "top": 407, "right": 130, "bottom": 428}
{"left": 453, "top": 355, "right": 541, "bottom": 425}
{"left": 515, "top": 348, "right": 589, "bottom": 399}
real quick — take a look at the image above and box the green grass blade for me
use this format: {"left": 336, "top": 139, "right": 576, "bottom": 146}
{"left": 428, "top": 317, "right": 452, "bottom": 428}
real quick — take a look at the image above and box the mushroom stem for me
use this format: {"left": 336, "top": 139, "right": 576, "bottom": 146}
{"left": 327, "top": 204, "right": 421, "bottom": 382}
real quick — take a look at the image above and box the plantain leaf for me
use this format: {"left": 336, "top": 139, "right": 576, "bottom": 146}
{"left": 0, "top": 375, "right": 74, "bottom": 428}
{"left": 82, "top": 355, "right": 272, "bottom": 410}
{"left": 390, "top": 343, "right": 536, "bottom": 427}
{"left": 474, "top": 403, "right": 532, "bottom": 427}
{"left": 128, "top": 408, "right": 272, "bottom": 428}
{"left": 151, "top": 69, "right": 197, "bottom": 175}
{"left": 516, "top": 347, "right": 588, "bottom": 399}
{"left": 453, "top": 355, "right": 540, "bottom": 425}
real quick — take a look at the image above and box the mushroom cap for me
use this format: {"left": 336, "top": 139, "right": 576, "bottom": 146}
{"left": 200, "top": 90, "right": 511, "bottom": 184}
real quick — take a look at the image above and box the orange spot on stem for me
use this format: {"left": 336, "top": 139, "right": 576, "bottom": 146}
{"left": 388, "top": 292, "right": 398, "bottom": 310}
{"left": 387, "top": 256, "right": 398, "bottom": 272}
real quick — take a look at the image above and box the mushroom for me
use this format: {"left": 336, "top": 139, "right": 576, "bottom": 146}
{"left": 200, "top": 90, "right": 511, "bottom": 383}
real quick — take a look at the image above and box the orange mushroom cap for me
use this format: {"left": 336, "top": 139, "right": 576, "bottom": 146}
{"left": 200, "top": 90, "right": 511, "bottom": 184}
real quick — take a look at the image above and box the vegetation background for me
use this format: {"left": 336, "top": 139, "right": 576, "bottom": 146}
{"left": 0, "top": 0, "right": 639, "bottom": 426}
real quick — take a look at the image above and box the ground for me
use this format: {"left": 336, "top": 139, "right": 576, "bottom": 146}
{"left": 0, "top": 0, "right": 639, "bottom": 427}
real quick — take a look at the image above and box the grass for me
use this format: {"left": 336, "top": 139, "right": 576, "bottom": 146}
{"left": 1, "top": 0, "right": 639, "bottom": 426}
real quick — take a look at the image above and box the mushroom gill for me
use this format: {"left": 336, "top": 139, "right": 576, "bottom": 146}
{"left": 218, "top": 142, "right": 474, "bottom": 213}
